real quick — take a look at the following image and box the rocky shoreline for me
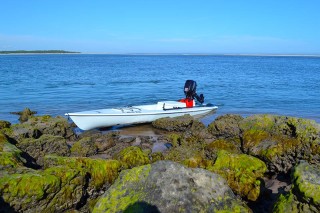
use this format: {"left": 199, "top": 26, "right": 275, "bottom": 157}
{"left": 0, "top": 108, "right": 319, "bottom": 212}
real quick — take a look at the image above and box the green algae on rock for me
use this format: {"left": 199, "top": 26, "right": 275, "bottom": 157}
{"left": 4, "top": 114, "right": 76, "bottom": 142}
{"left": 149, "top": 152, "right": 164, "bottom": 163}
{"left": 293, "top": 162, "right": 320, "bottom": 208}
{"left": 273, "top": 161, "right": 320, "bottom": 213}
{"left": 114, "top": 146, "right": 150, "bottom": 169}
{"left": 0, "top": 133, "right": 26, "bottom": 168}
{"left": 71, "top": 136, "right": 98, "bottom": 157}
{"left": 0, "top": 165, "right": 86, "bottom": 212}
{"left": 163, "top": 137, "right": 206, "bottom": 164}
{"left": 205, "top": 138, "right": 242, "bottom": 160}
{"left": 207, "top": 150, "right": 267, "bottom": 201}
{"left": 44, "top": 155, "right": 122, "bottom": 196}
{"left": 17, "top": 134, "right": 70, "bottom": 166}
{"left": 10, "top": 108, "right": 37, "bottom": 123}
{"left": 183, "top": 155, "right": 212, "bottom": 169}
{"left": 0, "top": 120, "right": 11, "bottom": 129}
{"left": 239, "top": 114, "right": 320, "bottom": 173}
{"left": 93, "top": 161, "right": 250, "bottom": 213}
{"left": 207, "top": 114, "right": 244, "bottom": 139}
{"left": 152, "top": 114, "right": 205, "bottom": 133}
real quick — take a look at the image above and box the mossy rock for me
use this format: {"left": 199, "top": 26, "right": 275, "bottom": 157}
{"left": 207, "top": 150, "right": 267, "bottom": 201}
{"left": 166, "top": 133, "right": 183, "bottom": 147}
{"left": 0, "top": 120, "right": 11, "bottom": 129}
{"left": 44, "top": 155, "right": 122, "bottom": 196}
{"left": 239, "top": 114, "right": 277, "bottom": 133}
{"left": 114, "top": 146, "right": 150, "bottom": 169}
{"left": 0, "top": 133, "right": 26, "bottom": 168}
{"left": 0, "top": 165, "right": 86, "bottom": 212}
{"left": 149, "top": 152, "right": 164, "bottom": 163}
{"left": 183, "top": 155, "right": 212, "bottom": 169}
{"left": 152, "top": 114, "right": 205, "bottom": 133}
{"left": 71, "top": 137, "right": 98, "bottom": 157}
{"left": 10, "top": 108, "right": 37, "bottom": 123}
{"left": 0, "top": 132, "right": 9, "bottom": 151}
{"left": 94, "top": 131, "right": 118, "bottom": 152}
{"left": 207, "top": 114, "right": 244, "bottom": 139}
{"left": 5, "top": 115, "right": 76, "bottom": 142}
{"left": 240, "top": 114, "right": 320, "bottom": 173}
{"left": 292, "top": 162, "right": 320, "bottom": 208}
{"left": 93, "top": 161, "right": 250, "bottom": 213}
{"left": 205, "top": 138, "right": 241, "bottom": 160}
{"left": 17, "top": 134, "right": 70, "bottom": 166}
{"left": 273, "top": 161, "right": 320, "bottom": 213}
{"left": 163, "top": 132, "right": 207, "bottom": 164}
{"left": 273, "top": 192, "right": 300, "bottom": 213}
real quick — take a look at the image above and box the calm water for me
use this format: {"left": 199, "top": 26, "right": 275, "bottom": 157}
{"left": 1, "top": 54, "right": 319, "bottom": 124}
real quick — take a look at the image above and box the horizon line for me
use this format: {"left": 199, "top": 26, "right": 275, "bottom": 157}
{"left": 1, "top": 50, "right": 320, "bottom": 57}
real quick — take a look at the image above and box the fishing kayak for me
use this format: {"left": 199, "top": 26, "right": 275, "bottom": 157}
{"left": 65, "top": 101, "right": 218, "bottom": 130}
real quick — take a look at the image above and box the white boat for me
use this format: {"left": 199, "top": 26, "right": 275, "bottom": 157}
{"left": 65, "top": 101, "right": 218, "bottom": 130}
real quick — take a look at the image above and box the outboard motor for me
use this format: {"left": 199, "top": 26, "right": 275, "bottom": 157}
{"left": 183, "top": 80, "right": 204, "bottom": 104}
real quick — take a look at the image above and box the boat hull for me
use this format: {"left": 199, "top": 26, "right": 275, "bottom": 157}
{"left": 66, "top": 102, "right": 217, "bottom": 130}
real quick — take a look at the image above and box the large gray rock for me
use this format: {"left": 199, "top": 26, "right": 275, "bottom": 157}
{"left": 93, "top": 161, "right": 249, "bottom": 213}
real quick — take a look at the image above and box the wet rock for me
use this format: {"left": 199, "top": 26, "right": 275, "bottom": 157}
{"left": 101, "top": 140, "right": 132, "bottom": 160}
{"left": 273, "top": 161, "right": 320, "bottom": 212}
{"left": 79, "top": 131, "right": 118, "bottom": 152}
{"left": 0, "top": 120, "right": 11, "bottom": 129}
{"left": 0, "top": 165, "right": 86, "bottom": 213}
{"left": 151, "top": 142, "right": 168, "bottom": 153}
{"left": 94, "top": 132, "right": 118, "bottom": 152}
{"left": 240, "top": 114, "right": 320, "bottom": 173}
{"left": 152, "top": 114, "right": 205, "bottom": 133}
{"left": 93, "top": 161, "right": 250, "bottom": 213}
{"left": 207, "top": 150, "right": 267, "bottom": 201}
{"left": 71, "top": 137, "right": 98, "bottom": 157}
{"left": 114, "top": 146, "right": 150, "bottom": 169}
{"left": 17, "top": 134, "right": 70, "bottom": 166}
{"left": 10, "top": 108, "right": 37, "bottom": 123}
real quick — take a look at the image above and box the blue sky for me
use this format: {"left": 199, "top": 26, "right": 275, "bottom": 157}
{"left": 1, "top": 0, "right": 320, "bottom": 54}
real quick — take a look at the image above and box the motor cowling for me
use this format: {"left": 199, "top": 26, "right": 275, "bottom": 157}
{"left": 184, "top": 80, "right": 197, "bottom": 99}
{"left": 183, "top": 80, "right": 204, "bottom": 104}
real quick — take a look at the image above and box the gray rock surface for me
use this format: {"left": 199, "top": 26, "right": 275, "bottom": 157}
{"left": 93, "top": 160, "right": 249, "bottom": 213}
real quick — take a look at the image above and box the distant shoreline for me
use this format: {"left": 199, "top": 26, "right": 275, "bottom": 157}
{"left": 0, "top": 50, "right": 80, "bottom": 54}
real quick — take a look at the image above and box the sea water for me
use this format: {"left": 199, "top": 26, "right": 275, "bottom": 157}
{"left": 0, "top": 54, "right": 319, "bottom": 124}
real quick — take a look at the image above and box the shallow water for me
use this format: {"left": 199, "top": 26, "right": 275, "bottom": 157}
{"left": 0, "top": 54, "right": 319, "bottom": 124}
